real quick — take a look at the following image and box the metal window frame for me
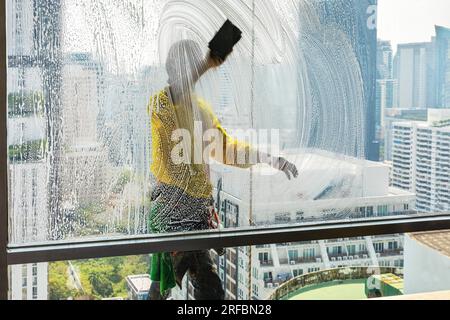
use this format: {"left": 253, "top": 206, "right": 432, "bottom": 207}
{"left": 6, "top": 215, "right": 450, "bottom": 266}
{"left": 1, "top": 0, "right": 9, "bottom": 300}
{"left": 2, "top": 1, "right": 450, "bottom": 301}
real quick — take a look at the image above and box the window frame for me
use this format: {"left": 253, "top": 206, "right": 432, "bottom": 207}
{"left": 1, "top": 1, "right": 450, "bottom": 300}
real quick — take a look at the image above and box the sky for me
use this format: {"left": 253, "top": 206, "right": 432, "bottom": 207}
{"left": 377, "top": 0, "right": 450, "bottom": 51}
{"left": 63, "top": 0, "right": 450, "bottom": 65}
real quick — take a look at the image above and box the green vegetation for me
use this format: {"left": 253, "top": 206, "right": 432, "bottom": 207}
{"left": 48, "top": 256, "right": 150, "bottom": 300}
{"left": 8, "top": 91, "right": 44, "bottom": 117}
{"left": 112, "top": 169, "right": 132, "bottom": 194}
{"left": 48, "top": 262, "right": 79, "bottom": 300}
{"left": 9, "top": 139, "right": 46, "bottom": 162}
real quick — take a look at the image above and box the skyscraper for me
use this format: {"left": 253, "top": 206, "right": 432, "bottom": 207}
{"left": 377, "top": 40, "right": 394, "bottom": 79}
{"left": 394, "top": 43, "right": 432, "bottom": 109}
{"left": 376, "top": 40, "right": 397, "bottom": 160}
{"left": 434, "top": 26, "right": 450, "bottom": 109}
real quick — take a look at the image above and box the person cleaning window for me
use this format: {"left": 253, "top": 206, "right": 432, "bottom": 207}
{"left": 148, "top": 21, "right": 299, "bottom": 300}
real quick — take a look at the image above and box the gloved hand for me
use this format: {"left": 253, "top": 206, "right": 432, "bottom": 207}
{"left": 272, "top": 156, "right": 299, "bottom": 180}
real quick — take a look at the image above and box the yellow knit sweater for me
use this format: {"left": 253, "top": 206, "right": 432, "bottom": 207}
{"left": 148, "top": 89, "right": 255, "bottom": 199}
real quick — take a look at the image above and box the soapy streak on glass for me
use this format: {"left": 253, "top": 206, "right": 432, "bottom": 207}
{"left": 8, "top": 0, "right": 377, "bottom": 245}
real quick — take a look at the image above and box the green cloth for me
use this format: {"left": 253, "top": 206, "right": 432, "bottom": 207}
{"left": 148, "top": 204, "right": 176, "bottom": 294}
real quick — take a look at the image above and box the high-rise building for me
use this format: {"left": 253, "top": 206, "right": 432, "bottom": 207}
{"left": 382, "top": 109, "right": 427, "bottom": 161}
{"left": 377, "top": 40, "right": 394, "bottom": 79}
{"left": 434, "top": 26, "right": 450, "bottom": 109}
{"left": 376, "top": 40, "right": 397, "bottom": 159}
{"left": 376, "top": 79, "right": 397, "bottom": 134}
{"left": 394, "top": 43, "right": 432, "bottom": 109}
{"left": 392, "top": 109, "right": 450, "bottom": 212}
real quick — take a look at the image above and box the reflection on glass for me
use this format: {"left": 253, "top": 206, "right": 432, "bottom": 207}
{"left": 7, "top": 0, "right": 410, "bottom": 245}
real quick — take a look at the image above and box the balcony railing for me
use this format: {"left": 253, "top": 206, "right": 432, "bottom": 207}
{"left": 260, "top": 260, "right": 274, "bottom": 267}
{"left": 378, "top": 249, "right": 404, "bottom": 257}
{"left": 328, "top": 251, "right": 370, "bottom": 260}
{"left": 279, "top": 257, "right": 320, "bottom": 265}
{"left": 268, "top": 267, "right": 404, "bottom": 300}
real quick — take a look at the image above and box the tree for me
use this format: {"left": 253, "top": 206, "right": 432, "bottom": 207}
{"left": 89, "top": 272, "right": 114, "bottom": 298}
{"left": 48, "top": 262, "right": 78, "bottom": 300}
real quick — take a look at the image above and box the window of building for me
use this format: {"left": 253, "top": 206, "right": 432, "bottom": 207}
{"left": 374, "top": 242, "right": 384, "bottom": 252}
{"left": 388, "top": 241, "right": 398, "bottom": 250}
{"left": 274, "top": 213, "right": 291, "bottom": 224}
{"left": 347, "top": 244, "right": 356, "bottom": 255}
{"left": 359, "top": 243, "right": 367, "bottom": 252}
{"left": 307, "top": 267, "right": 320, "bottom": 273}
{"left": 288, "top": 250, "right": 299, "bottom": 262}
{"left": 293, "top": 269, "right": 303, "bottom": 277}
{"left": 377, "top": 205, "right": 388, "bottom": 216}
{"left": 296, "top": 211, "right": 305, "bottom": 221}
{"left": 303, "top": 248, "right": 315, "bottom": 259}
{"left": 32, "top": 286, "right": 38, "bottom": 300}
{"left": 21, "top": 264, "right": 27, "bottom": 288}
{"left": 259, "top": 252, "right": 270, "bottom": 264}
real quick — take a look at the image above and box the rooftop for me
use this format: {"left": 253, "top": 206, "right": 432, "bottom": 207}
{"left": 393, "top": 109, "right": 450, "bottom": 129}
{"left": 409, "top": 230, "right": 450, "bottom": 258}
{"left": 288, "top": 279, "right": 368, "bottom": 300}
{"left": 269, "top": 267, "right": 404, "bottom": 300}
{"left": 125, "top": 274, "right": 151, "bottom": 293}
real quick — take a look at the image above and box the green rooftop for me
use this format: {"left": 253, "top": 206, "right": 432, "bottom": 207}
{"left": 287, "top": 279, "right": 368, "bottom": 300}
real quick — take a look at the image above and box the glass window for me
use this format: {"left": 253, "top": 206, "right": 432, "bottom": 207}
{"left": 5, "top": 0, "right": 449, "bottom": 302}
{"left": 374, "top": 242, "right": 384, "bottom": 253}
{"left": 388, "top": 241, "right": 398, "bottom": 250}
{"left": 32, "top": 286, "right": 38, "bottom": 300}
{"left": 6, "top": 0, "right": 418, "bottom": 247}
{"left": 288, "top": 250, "right": 299, "bottom": 262}
{"left": 347, "top": 245, "right": 356, "bottom": 255}
{"left": 303, "top": 248, "right": 315, "bottom": 259}
{"left": 21, "top": 264, "right": 27, "bottom": 287}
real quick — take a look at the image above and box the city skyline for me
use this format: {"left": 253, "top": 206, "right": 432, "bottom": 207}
{"left": 378, "top": 0, "right": 450, "bottom": 51}
{"left": 63, "top": 0, "right": 450, "bottom": 63}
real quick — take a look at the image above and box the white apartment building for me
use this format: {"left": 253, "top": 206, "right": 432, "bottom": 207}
{"left": 392, "top": 109, "right": 450, "bottom": 212}
{"left": 177, "top": 150, "right": 415, "bottom": 300}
